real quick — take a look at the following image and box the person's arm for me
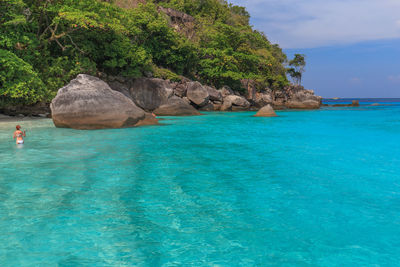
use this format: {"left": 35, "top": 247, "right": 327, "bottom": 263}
{"left": 23, "top": 130, "right": 26, "bottom": 137}
{"left": 13, "top": 131, "right": 16, "bottom": 139}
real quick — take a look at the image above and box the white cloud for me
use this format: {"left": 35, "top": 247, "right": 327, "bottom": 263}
{"left": 349, "top": 77, "right": 361, "bottom": 84}
{"left": 229, "top": 0, "right": 400, "bottom": 48}
{"left": 388, "top": 74, "right": 400, "bottom": 83}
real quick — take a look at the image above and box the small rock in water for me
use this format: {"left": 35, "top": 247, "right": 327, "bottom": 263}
{"left": 254, "top": 104, "right": 277, "bottom": 117}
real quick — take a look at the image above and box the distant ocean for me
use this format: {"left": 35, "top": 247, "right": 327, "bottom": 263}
{"left": 323, "top": 97, "right": 400, "bottom": 104}
{"left": 1, "top": 101, "right": 400, "bottom": 265}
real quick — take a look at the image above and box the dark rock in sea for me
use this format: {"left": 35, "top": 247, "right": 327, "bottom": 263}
{"left": 51, "top": 74, "right": 157, "bottom": 129}
{"left": 130, "top": 78, "right": 174, "bottom": 111}
{"left": 186, "top": 81, "right": 209, "bottom": 107}
{"left": 153, "top": 96, "right": 200, "bottom": 116}
{"left": 331, "top": 100, "right": 361, "bottom": 107}
{"left": 254, "top": 104, "right": 278, "bottom": 117}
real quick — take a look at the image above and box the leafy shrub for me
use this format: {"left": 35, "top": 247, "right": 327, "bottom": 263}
{"left": 0, "top": 49, "right": 46, "bottom": 103}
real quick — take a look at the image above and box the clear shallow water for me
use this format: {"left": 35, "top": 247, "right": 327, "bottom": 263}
{"left": 1, "top": 103, "right": 400, "bottom": 266}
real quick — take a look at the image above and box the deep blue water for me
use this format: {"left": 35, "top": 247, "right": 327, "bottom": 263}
{"left": 1, "top": 101, "right": 400, "bottom": 266}
{"left": 323, "top": 97, "right": 400, "bottom": 104}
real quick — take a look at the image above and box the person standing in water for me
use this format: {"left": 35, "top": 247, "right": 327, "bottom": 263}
{"left": 13, "top": 125, "right": 26, "bottom": 144}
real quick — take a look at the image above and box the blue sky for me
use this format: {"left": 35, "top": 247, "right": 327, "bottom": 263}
{"left": 230, "top": 0, "right": 400, "bottom": 97}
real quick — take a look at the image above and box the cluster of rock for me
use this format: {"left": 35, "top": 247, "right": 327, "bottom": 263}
{"left": 105, "top": 76, "right": 254, "bottom": 115}
{"left": 327, "top": 100, "right": 360, "bottom": 107}
{"left": 50, "top": 74, "right": 323, "bottom": 129}
{"left": 245, "top": 84, "right": 322, "bottom": 110}
{"left": 106, "top": 75, "right": 322, "bottom": 112}
{"left": 0, "top": 101, "right": 50, "bottom": 117}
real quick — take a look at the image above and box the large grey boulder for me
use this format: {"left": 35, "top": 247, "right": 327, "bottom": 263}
{"left": 107, "top": 80, "right": 131, "bottom": 99}
{"left": 50, "top": 74, "right": 157, "bottom": 129}
{"left": 254, "top": 104, "right": 277, "bottom": 117}
{"left": 205, "top": 86, "right": 222, "bottom": 102}
{"left": 153, "top": 96, "right": 200, "bottom": 116}
{"left": 130, "top": 78, "right": 174, "bottom": 111}
{"left": 186, "top": 82, "right": 209, "bottom": 107}
{"left": 254, "top": 91, "right": 273, "bottom": 108}
{"left": 285, "top": 86, "right": 322, "bottom": 109}
{"left": 221, "top": 95, "right": 250, "bottom": 111}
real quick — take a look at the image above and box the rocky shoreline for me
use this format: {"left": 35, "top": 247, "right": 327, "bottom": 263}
{"left": 1, "top": 74, "right": 324, "bottom": 129}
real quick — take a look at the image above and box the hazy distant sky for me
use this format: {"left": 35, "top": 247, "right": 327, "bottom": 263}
{"left": 230, "top": 0, "right": 400, "bottom": 97}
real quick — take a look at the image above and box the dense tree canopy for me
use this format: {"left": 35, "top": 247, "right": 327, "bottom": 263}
{"left": 0, "top": 0, "right": 291, "bottom": 105}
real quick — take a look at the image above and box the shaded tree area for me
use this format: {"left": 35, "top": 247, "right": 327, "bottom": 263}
{"left": 287, "top": 54, "right": 306, "bottom": 85}
{"left": 0, "top": 0, "right": 291, "bottom": 105}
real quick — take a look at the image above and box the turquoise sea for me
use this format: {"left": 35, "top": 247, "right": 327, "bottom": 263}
{"left": 1, "top": 100, "right": 400, "bottom": 266}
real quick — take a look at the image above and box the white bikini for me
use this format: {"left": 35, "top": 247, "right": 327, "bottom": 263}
{"left": 16, "top": 132, "right": 24, "bottom": 144}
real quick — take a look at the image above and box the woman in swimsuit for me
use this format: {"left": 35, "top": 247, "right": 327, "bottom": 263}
{"left": 13, "top": 125, "right": 26, "bottom": 144}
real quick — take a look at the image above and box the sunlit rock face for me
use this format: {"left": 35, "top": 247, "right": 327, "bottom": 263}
{"left": 51, "top": 74, "right": 157, "bottom": 130}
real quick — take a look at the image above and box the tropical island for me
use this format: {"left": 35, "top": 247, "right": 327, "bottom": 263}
{"left": 1, "top": 0, "right": 321, "bottom": 128}
{"left": 2, "top": 1, "right": 400, "bottom": 266}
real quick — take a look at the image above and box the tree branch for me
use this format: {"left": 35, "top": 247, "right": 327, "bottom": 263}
{"left": 66, "top": 34, "right": 85, "bottom": 54}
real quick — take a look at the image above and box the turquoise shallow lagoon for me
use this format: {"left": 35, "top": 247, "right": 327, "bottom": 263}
{"left": 1, "top": 103, "right": 400, "bottom": 266}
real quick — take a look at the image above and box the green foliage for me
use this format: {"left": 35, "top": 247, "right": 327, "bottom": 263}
{"left": 152, "top": 66, "right": 182, "bottom": 82}
{"left": 0, "top": 49, "right": 46, "bottom": 103}
{"left": 287, "top": 54, "right": 306, "bottom": 85}
{"left": 0, "top": 0, "right": 292, "bottom": 104}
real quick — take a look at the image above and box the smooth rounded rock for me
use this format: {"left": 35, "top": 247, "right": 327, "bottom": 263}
{"left": 51, "top": 74, "right": 157, "bottom": 129}
{"left": 254, "top": 104, "right": 277, "bottom": 117}
{"left": 221, "top": 95, "right": 250, "bottom": 111}
{"left": 130, "top": 78, "right": 174, "bottom": 111}
{"left": 154, "top": 96, "right": 200, "bottom": 116}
